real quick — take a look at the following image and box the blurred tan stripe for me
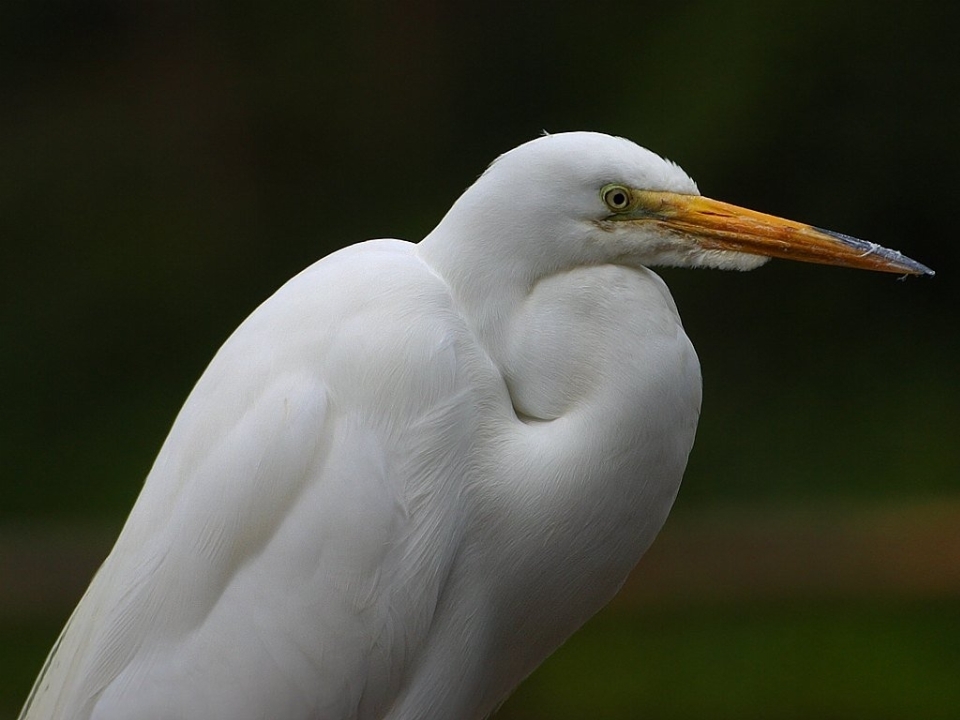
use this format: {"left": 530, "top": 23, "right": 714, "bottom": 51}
{"left": 0, "top": 522, "right": 114, "bottom": 618}
{"left": 2, "top": 497, "right": 959, "bottom": 619}
{"left": 619, "top": 496, "right": 960, "bottom": 607}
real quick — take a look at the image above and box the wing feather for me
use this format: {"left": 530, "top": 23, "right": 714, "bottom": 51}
{"left": 19, "top": 240, "right": 480, "bottom": 720}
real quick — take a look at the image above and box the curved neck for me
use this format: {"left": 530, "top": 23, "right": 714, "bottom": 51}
{"left": 417, "top": 213, "right": 531, "bottom": 362}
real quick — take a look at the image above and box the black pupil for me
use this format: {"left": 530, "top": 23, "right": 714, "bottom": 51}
{"left": 611, "top": 191, "right": 626, "bottom": 207}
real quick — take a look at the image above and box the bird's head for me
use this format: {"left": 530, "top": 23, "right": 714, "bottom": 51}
{"left": 429, "top": 131, "right": 932, "bottom": 280}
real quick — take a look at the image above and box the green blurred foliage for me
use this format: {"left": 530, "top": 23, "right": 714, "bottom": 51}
{"left": 1, "top": 0, "right": 958, "bottom": 717}
{"left": 497, "top": 600, "right": 960, "bottom": 719}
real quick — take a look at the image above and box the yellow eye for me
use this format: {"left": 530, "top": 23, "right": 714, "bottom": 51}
{"left": 601, "top": 184, "right": 632, "bottom": 212}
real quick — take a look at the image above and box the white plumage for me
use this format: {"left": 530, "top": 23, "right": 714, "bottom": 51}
{"left": 20, "top": 132, "right": 930, "bottom": 720}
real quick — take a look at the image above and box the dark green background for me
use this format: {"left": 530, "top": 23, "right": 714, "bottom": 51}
{"left": 2, "top": 1, "right": 958, "bottom": 718}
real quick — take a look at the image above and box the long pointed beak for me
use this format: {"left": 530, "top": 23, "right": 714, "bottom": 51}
{"left": 634, "top": 191, "right": 934, "bottom": 276}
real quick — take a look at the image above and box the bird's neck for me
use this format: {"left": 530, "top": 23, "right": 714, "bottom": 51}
{"left": 417, "top": 215, "right": 535, "bottom": 363}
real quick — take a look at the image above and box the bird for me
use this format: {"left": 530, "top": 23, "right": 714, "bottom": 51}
{"left": 19, "top": 131, "right": 932, "bottom": 720}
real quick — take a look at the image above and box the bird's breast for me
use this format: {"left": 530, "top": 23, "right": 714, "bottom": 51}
{"left": 454, "top": 264, "right": 701, "bottom": 698}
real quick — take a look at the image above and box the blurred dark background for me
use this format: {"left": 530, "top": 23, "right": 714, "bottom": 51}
{"left": 2, "top": 1, "right": 958, "bottom": 718}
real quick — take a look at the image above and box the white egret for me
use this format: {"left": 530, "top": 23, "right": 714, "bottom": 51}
{"left": 19, "top": 132, "right": 931, "bottom": 720}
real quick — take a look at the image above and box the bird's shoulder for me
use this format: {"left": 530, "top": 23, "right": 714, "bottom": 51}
{"left": 226, "top": 239, "right": 466, "bottom": 379}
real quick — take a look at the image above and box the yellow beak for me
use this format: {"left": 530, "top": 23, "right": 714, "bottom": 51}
{"left": 634, "top": 191, "right": 934, "bottom": 276}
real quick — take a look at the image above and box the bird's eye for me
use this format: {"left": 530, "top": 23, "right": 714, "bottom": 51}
{"left": 601, "top": 185, "right": 633, "bottom": 212}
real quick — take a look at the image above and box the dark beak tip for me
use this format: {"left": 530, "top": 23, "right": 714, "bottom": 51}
{"left": 813, "top": 226, "right": 935, "bottom": 277}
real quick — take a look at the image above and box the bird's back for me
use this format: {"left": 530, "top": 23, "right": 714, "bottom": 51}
{"left": 18, "top": 239, "right": 498, "bottom": 720}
